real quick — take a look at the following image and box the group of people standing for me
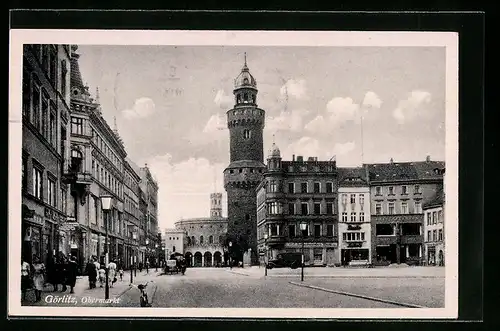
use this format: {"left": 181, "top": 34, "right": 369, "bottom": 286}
{"left": 21, "top": 254, "right": 79, "bottom": 302}
{"left": 84, "top": 256, "right": 124, "bottom": 290}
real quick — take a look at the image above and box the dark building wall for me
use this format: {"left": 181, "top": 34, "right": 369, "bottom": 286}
{"left": 227, "top": 108, "right": 265, "bottom": 163}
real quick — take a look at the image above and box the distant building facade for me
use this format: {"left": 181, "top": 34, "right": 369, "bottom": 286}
{"left": 139, "top": 165, "right": 160, "bottom": 265}
{"left": 423, "top": 167, "right": 445, "bottom": 266}
{"left": 21, "top": 44, "right": 72, "bottom": 266}
{"left": 257, "top": 146, "right": 339, "bottom": 267}
{"left": 337, "top": 167, "right": 372, "bottom": 266}
{"left": 174, "top": 193, "right": 228, "bottom": 267}
{"left": 224, "top": 55, "right": 266, "bottom": 265}
{"left": 164, "top": 228, "right": 185, "bottom": 257}
{"left": 123, "top": 159, "right": 142, "bottom": 269}
{"left": 367, "top": 157, "right": 445, "bottom": 266}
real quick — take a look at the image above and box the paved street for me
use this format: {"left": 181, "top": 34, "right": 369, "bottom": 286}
{"left": 22, "top": 267, "right": 445, "bottom": 308}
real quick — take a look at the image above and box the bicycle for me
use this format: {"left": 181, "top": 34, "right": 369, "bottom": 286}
{"left": 130, "top": 281, "right": 153, "bottom": 307}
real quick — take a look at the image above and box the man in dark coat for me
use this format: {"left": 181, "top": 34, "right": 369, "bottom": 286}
{"left": 66, "top": 255, "right": 78, "bottom": 294}
{"left": 85, "top": 257, "right": 97, "bottom": 289}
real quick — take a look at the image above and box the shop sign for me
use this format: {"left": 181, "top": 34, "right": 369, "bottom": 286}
{"left": 285, "top": 242, "right": 338, "bottom": 248}
{"left": 347, "top": 242, "right": 363, "bottom": 248}
{"left": 60, "top": 222, "right": 79, "bottom": 232}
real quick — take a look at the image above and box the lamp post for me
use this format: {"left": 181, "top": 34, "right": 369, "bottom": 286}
{"left": 155, "top": 244, "right": 159, "bottom": 271}
{"left": 100, "top": 195, "right": 112, "bottom": 299}
{"left": 145, "top": 239, "right": 150, "bottom": 273}
{"left": 130, "top": 249, "right": 133, "bottom": 284}
{"left": 263, "top": 234, "right": 268, "bottom": 276}
{"left": 299, "top": 221, "right": 308, "bottom": 282}
{"left": 228, "top": 241, "right": 232, "bottom": 269}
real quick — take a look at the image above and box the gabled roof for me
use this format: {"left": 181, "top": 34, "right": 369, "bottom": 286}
{"left": 423, "top": 185, "right": 445, "bottom": 209}
{"left": 365, "top": 161, "right": 444, "bottom": 182}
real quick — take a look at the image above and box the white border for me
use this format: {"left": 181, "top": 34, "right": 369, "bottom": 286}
{"left": 8, "top": 29, "right": 459, "bottom": 319}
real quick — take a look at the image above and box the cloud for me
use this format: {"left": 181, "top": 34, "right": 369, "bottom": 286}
{"left": 266, "top": 109, "right": 309, "bottom": 133}
{"left": 122, "top": 97, "right": 156, "bottom": 120}
{"left": 187, "top": 113, "right": 228, "bottom": 146}
{"left": 362, "top": 91, "right": 382, "bottom": 109}
{"left": 281, "top": 137, "right": 325, "bottom": 160}
{"left": 214, "top": 89, "right": 233, "bottom": 109}
{"left": 393, "top": 90, "right": 432, "bottom": 124}
{"left": 304, "top": 115, "right": 332, "bottom": 136}
{"left": 333, "top": 141, "right": 356, "bottom": 155}
{"left": 146, "top": 155, "right": 228, "bottom": 230}
{"left": 203, "top": 113, "right": 227, "bottom": 134}
{"left": 280, "top": 79, "right": 308, "bottom": 100}
{"left": 327, "top": 97, "right": 360, "bottom": 126}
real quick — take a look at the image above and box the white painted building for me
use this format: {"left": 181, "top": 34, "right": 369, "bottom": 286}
{"left": 164, "top": 228, "right": 185, "bottom": 258}
{"left": 337, "top": 168, "right": 371, "bottom": 266}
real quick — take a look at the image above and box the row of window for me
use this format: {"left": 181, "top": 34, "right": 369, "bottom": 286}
{"left": 228, "top": 168, "right": 263, "bottom": 174}
{"left": 342, "top": 232, "right": 366, "bottom": 242}
{"left": 341, "top": 193, "right": 366, "bottom": 205}
{"left": 265, "top": 223, "right": 335, "bottom": 238}
{"left": 187, "top": 235, "right": 224, "bottom": 246}
{"left": 426, "top": 210, "right": 444, "bottom": 225}
{"left": 427, "top": 229, "right": 443, "bottom": 242}
{"left": 87, "top": 124, "right": 123, "bottom": 173}
{"left": 267, "top": 201, "right": 336, "bottom": 216}
{"left": 340, "top": 212, "right": 366, "bottom": 223}
{"left": 374, "top": 201, "right": 422, "bottom": 215}
{"left": 267, "top": 181, "right": 335, "bottom": 194}
{"left": 375, "top": 184, "right": 421, "bottom": 196}
{"left": 22, "top": 156, "right": 67, "bottom": 212}
{"left": 375, "top": 223, "right": 421, "bottom": 236}
{"left": 124, "top": 194, "right": 140, "bottom": 220}
{"left": 91, "top": 159, "right": 123, "bottom": 198}
{"left": 28, "top": 45, "right": 65, "bottom": 96}
{"left": 23, "top": 67, "right": 61, "bottom": 151}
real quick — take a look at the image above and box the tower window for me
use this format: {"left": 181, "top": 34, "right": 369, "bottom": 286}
{"left": 243, "top": 93, "right": 249, "bottom": 102}
{"left": 243, "top": 129, "right": 251, "bottom": 139}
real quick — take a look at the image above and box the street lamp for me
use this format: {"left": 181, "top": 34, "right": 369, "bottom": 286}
{"left": 100, "top": 195, "right": 112, "bottom": 299}
{"left": 263, "top": 234, "right": 268, "bottom": 276}
{"left": 299, "top": 221, "right": 308, "bottom": 282}
{"left": 145, "top": 239, "right": 149, "bottom": 273}
{"left": 228, "top": 241, "right": 232, "bottom": 269}
{"left": 155, "top": 243, "right": 159, "bottom": 271}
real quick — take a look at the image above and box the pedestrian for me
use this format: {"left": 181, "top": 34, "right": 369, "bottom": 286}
{"left": 108, "top": 259, "right": 117, "bottom": 288}
{"left": 118, "top": 267, "right": 124, "bottom": 281}
{"left": 138, "top": 262, "right": 143, "bottom": 273}
{"left": 146, "top": 260, "right": 149, "bottom": 273}
{"left": 32, "top": 255, "right": 46, "bottom": 302}
{"left": 59, "top": 255, "right": 68, "bottom": 292}
{"left": 46, "top": 255, "right": 59, "bottom": 291}
{"left": 85, "top": 258, "right": 97, "bottom": 289}
{"left": 21, "top": 257, "right": 31, "bottom": 301}
{"left": 98, "top": 266, "right": 106, "bottom": 288}
{"left": 66, "top": 256, "right": 78, "bottom": 294}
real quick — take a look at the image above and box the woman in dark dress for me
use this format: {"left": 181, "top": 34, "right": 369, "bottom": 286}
{"left": 66, "top": 256, "right": 78, "bottom": 294}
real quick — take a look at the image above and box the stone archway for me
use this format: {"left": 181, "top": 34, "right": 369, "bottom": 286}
{"left": 204, "top": 251, "right": 212, "bottom": 267}
{"left": 185, "top": 252, "right": 193, "bottom": 267}
{"left": 194, "top": 252, "right": 202, "bottom": 267}
{"left": 213, "top": 251, "right": 222, "bottom": 267}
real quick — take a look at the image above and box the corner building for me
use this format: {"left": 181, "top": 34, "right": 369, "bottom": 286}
{"left": 224, "top": 56, "right": 265, "bottom": 265}
{"left": 257, "top": 148, "right": 339, "bottom": 267}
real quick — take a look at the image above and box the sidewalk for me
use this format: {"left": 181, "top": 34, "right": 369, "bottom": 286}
{"left": 22, "top": 269, "right": 162, "bottom": 307}
{"left": 227, "top": 265, "right": 445, "bottom": 278}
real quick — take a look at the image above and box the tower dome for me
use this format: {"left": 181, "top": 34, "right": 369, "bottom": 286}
{"left": 268, "top": 142, "right": 281, "bottom": 158}
{"left": 234, "top": 53, "right": 257, "bottom": 89}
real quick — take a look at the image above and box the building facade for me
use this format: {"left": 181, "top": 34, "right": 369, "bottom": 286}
{"left": 367, "top": 157, "right": 445, "bottom": 266}
{"left": 21, "top": 44, "right": 72, "bottom": 266}
{"left": 337, "top": 167, "right": 371, "bottom": 266}
{"left": 224, "top": 55, "right": 266, "bottom": 265}
{"left": 257, "top": 146, "right": 339, "bottom": 267}
{"left": 174, "top": 193, "right": 228, "bottom": 267}
{"left": 164, "top": 228, "right": 186, "bottom": 257}
{"left": 423, "top": 167, "right": 445, "bottom": 266}
{"left": 122, "top": 159, "right": 142, "bottom": 269}
{"left": 139, "top": 165, "right": 160, "bottom": 265}
{"left": 64, "top": 45, "right": 128, "bottom": 270}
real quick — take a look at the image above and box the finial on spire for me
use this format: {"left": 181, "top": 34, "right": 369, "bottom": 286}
{"left": 272, "top": 133, "right": 276, "bottom": 144}
{"left": 113, "top": 116, "right": 118, "bottom": 132}
{"left": 95, "top": 86, "right": 100, "bottom": 103}
{"left": 244, "top": 52, "right": 247, "bottom": 66}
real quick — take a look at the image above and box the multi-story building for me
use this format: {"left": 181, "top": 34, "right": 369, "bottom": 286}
{"left": 224, "top": 55, "right": 266, "bottom": 265}
{"left": 337, "top": 167, "right": 371, "bottom": 266}
{"left": 64, "top": 45, "right": 127, "bottom": 270}
{"left": 367, "top": 156, "right": 445, "bottom": 266}
{"left": 139, "top": 165, "right": 160, "bottom": 265}
{"left": 21, "top": 44, "right": 71, "bottom": 266}
{"left": 164, "top": 228, "right": 186, "bottom": 257}
{"left": 122, "top": 158, "right": 142, "bottom": 269}
{"left": 256, "top": 145, "right": 339, "bottom": 267}
{"left": 423, "top": 167, "right": 445, "bottom": 266}
{"left": 174, "top": 193, "right": 228, "bottom": 267}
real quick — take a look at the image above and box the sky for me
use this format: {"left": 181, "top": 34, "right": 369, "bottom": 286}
{"left": 76, "top": 45, "right": 446, "bottom": 231}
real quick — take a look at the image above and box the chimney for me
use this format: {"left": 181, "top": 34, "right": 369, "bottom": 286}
{"left": 308, "top": 157, "right": 315, "bottom": 162}
{"left": 292, "top": 154, "right": 295, "bottom": 161}
{"left": 297, "top": 156, "right": 303, "bottom": 162}
{"left": 390, "top": 158, "right": 394, "bottom": 164}
{"left": 426, "top": 155, "right": 431, "bottom": 162}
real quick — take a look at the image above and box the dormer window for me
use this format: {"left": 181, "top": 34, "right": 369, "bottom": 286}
{"left": 243, "top": 77, "right": 249, "bottom": 84}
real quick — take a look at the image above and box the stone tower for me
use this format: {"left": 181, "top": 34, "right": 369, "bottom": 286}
{"left": 224, "top": 53, "right": 266, "bottom": 265}
{"left": 210, "top": 193, "right": 223, "bottom": 218}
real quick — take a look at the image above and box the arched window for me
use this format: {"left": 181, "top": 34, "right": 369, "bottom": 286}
{"left": 173, "top": 246, "right": 176, "bottom": 252}
{"left": 70, "top": 149, "right": 83, "bottom": 172}
{"left": 209, "top": 235, "right": 213, "bottom": 244}
{"left": 219, "top": 236, "right": 224, "bottom": 245}
{"left": 191, "top": 236, "right": 195, "bottom": 245}
{"left": 243, "top": 129, "right": 251, "bottom": 139}
{"left": 187, "top": 237, "right": 191, "bottom": 245}
{"left": 243, "top": 93, "right": 249, "bottom": 102}
{"left": 200, "top": 235, "right": 204, "bottom": 244}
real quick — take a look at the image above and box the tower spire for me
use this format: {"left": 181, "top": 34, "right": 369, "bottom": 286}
{"left": 244, "top": 52, "right": 247, "bottom": 66}
{"left": 95, "top": 86, "right": 100, "bottom": 103}
{"left": 113, "top": 116, "right": 118, "bottom": 133}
